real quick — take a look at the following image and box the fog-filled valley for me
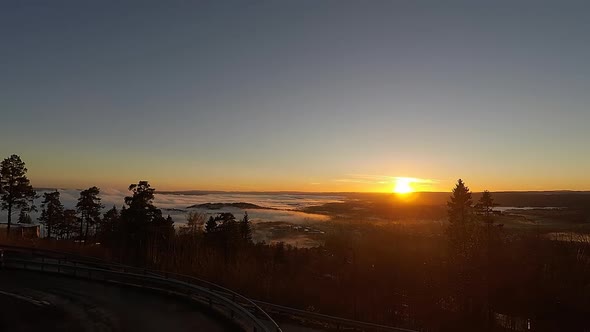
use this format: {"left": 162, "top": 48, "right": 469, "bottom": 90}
{"left": 4, "top": 189, "right": 589, "bottom": 248}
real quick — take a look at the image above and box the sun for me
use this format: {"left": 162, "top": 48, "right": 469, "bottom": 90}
{"left": 393, "top": 178, "right": 414, "bottom": 194}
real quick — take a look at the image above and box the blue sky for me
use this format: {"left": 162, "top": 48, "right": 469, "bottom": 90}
{"left": 1, "top": 1, "right": 589, "bottom": 191}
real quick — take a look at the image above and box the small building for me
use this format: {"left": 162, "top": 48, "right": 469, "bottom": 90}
{"left": 0, "top": 223, "right": 40, "bottom": 239}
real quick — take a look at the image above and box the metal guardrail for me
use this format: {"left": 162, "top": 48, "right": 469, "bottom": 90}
{"left": 253, "top": 300, "right": 419, "bottom": 332}
{"left": 0, "top": 245, "right": 419, "bottom": 332}
{"left": 104, "top": 267, "right": 283, "bottom": 332}
{"left": 0, "top": 246, "right": 279, "bottom": 332}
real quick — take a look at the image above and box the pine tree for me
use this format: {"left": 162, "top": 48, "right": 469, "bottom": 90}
{"left": 60, "top": 209, "right": 78, "bottom": 239}
{"left": 0, "top": 155, "right": 37, "bottom": 235}
{"left": 101, "top": 206, "right": 120, "bottom": 232}
{"left": 213, "top": 212, "right": 238, "bottom": 263}
{"left": 447, "top": 179, "right": 476, "bottom": 256}
{"left": 205, "top": 216, "right": 217, "bottom": 234}
{"left": 160, "top": 214, "right": 175, "bottom": 241}
{"left": 240, "top": 211, "right": 253, "bottom": 243}
{"left": 447, "top": 179, "right": 473, "bottom": 225}
{"left": 475, "top": 190, "right": 499, "bottom": 327}
{"left": 38, "top": 191, "right": 64, "bottom": 238}
{"left": 447, "top": 179, "right": 485, "bottom": 318}
{"left": 119, "top": 181, "right": 172, "bottom": 263}
{"left": 475, "top": 190, "right": 497, "bottom": 225}
{"left": 76, "top": 186, "right": 103, "bottom": 243}
{"left": 122, "top": 181, "right": 162, "bottom": 223}
{"left": 18, "top": 209, "right": 32, "bottom": 224}
{"left": 98, "top": 206, "right": 120, "bottom": 245}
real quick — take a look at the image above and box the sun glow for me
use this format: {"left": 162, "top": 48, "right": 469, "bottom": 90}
{"left": 393, "top": 177, "right": 414, "bottom": 194}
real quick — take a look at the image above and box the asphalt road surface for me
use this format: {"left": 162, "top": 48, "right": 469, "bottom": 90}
{"left": 0, "top": 269, "right": 237, "bottom": 332}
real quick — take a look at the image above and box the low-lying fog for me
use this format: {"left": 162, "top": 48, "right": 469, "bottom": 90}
{"left": 0, "top": 189, "right": 343, "bottom": 247}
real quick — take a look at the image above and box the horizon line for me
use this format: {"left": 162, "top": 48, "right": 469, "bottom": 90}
{"left": 32, "top": 187, "right": 590, "bottom": 195}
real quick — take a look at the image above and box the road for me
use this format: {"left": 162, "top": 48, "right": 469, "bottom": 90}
{"left": 0, "top": 269, "right": 237, "bottom": 332}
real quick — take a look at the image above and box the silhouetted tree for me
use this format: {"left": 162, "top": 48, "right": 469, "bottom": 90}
{"left": 214, "top": 213, "right": 238, "bottom": 237}
{"left": 205, "top": 215, "right": 217, "bottom": 234}
{"left": 123, "top": 181, "right": 160, "bottom": 220}
{"left": 98, "top": 205, "right": 120, "bottom": 245}
{"left": 161, "top": 215, "right": 175, "bottom": 239}
{"left": 18, "top": 209, "right": 32, "bottom": 224}
{"left": 475, "top": 190, "right": 502, "bottom": 327}
{"left": 0, "top": 155, "right": 36, "bottom": 235}
{"left": 476, "top": 190, "right": 497, "bottom": 224}
{"left": 76, "top": 186, "right": 103, "bottom": 243}
{"left": 203, "top": 212, "right": 240, "bottom": 263}
{"left": 119, "top": 181, "right": 172, "bottom": 264}
{"left": 240, "top": 211, "right": 253, "bottom": 243}
{"left": 448, "top": 179, "right": 473, "bottom": 225}
{"left": 221, "top": 212, "right": 237, "bottom": 223}
{"left": 38, "top": 191, "right": 64, "bottom": 238}
{"left": 447, "top": 179, "right": 482, "bottom": 320}
{"left": 58, "top": 209, "right": 78, "bottom": 239}
{"left": 183, "top": 211, "right": 205, "bottom": 235}
{"left": 447, "top": 179, "right": 477, "bottom": 262}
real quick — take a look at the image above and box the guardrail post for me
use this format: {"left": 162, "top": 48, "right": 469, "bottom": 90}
{"left": 0, "top": 249, "right": 4, "bottom": 269}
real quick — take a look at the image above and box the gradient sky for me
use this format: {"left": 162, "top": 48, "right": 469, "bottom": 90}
{"left": 1, "top": 1, "right": 589, "bottom": 192}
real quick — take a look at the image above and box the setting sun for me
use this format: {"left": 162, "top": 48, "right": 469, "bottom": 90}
{"left": 393, "top": 177, "right": 414, "bottom": 194}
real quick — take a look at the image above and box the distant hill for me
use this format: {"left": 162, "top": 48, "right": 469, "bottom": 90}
{"left": 159, "top": 190, "right": 345, "bottom": 196}
{"left": 186, "top": 202, "right": 273, "bottom": 210}
{"left": 162, "top": 208, "right": 186, "bottom": 212}
{"left": 478, "top": 191, "right": 590, "bottom": 208}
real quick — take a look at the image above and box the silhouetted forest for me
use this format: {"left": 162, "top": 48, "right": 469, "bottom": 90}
{"left": 2, "top": 154, "right": 590, "bottom": 331}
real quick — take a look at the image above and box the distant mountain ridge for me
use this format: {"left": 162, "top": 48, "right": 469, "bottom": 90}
{"left": 161, "top": 190, "right": 345, "bottom": 196}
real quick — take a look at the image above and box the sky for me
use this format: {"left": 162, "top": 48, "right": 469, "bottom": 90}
{"left": 1, "top": 1, "right": 589, "bottom": 192}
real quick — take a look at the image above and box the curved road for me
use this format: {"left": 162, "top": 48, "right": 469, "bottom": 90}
{"left": 0, "top": 269, "right": 236, "bottom": 332}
